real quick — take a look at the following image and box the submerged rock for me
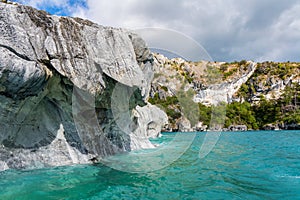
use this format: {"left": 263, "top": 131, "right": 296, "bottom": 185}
{"left": 0, "top": 3, "right": 166, "bottom": 170}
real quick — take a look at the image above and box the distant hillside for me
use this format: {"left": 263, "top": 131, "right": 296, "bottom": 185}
{"left": 235, "top": 61, "right": 299, "bottom": 130}
{"left": 149, "top": 54, "right": 300, "bottom": 131}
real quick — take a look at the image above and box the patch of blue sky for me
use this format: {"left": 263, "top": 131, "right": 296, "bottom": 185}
{"left": 14, "top": 0, "right": 88, "bottom": 16}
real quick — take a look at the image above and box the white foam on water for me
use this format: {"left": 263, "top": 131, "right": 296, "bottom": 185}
{"left": 276, "top": 174, "right": 300, "bottom": 179}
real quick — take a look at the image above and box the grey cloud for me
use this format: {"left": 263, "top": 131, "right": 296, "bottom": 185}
{"left": 70, "top": 0, "right": 300, "bottom": 62}
{"left": 135, "top": 28, "right": 212, "bottom": 61}
{"left": 242, "top": 1, "right": 296, "bottom": 29}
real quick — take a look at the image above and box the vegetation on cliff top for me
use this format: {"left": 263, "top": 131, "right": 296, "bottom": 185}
{"left": 150, "top": 59, "right": 300, "bottom": 130}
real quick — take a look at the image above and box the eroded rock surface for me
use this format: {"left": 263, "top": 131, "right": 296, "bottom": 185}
{"left": 0, "top": 3, "right": 166, "bottom": 170}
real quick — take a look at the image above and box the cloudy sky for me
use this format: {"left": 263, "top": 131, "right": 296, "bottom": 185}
{"left": 15, "top": 0, "right": 300, "bottom": 62}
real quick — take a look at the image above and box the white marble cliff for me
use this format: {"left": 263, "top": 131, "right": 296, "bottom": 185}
{"left": 0, "top": 2, "right": 167, "bottom": 171}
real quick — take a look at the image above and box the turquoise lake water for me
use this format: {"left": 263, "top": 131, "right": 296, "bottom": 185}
{"left": 1, "top": 130, "right": 300, "bottom": 199}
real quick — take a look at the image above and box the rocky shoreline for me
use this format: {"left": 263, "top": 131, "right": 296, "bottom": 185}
{"left": 162, "top": 124, "right": 300, "bottom": 133}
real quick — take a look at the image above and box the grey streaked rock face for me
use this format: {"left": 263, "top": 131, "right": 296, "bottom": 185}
{"left": 0, "top": 3, "right": 166, "bottom": 170}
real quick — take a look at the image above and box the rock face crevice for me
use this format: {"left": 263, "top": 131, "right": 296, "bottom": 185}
{"left": 0, "top": 3, "right": 167, "bottom": 171}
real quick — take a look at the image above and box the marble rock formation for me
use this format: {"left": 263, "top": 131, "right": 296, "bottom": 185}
{"left": 0, "top": 3, "right": 167, "bottom": 170}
